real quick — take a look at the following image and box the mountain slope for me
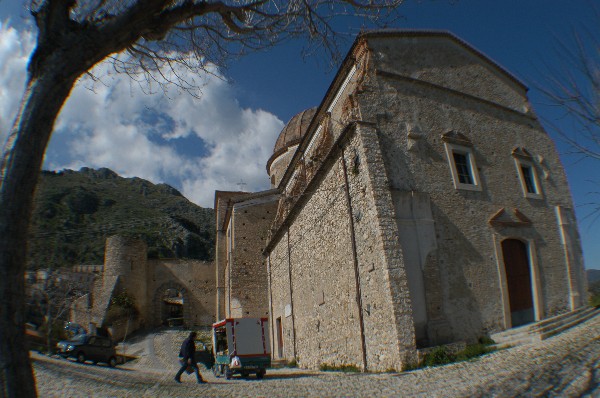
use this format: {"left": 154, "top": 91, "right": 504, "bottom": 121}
{"left": 27, "top": 168, "right": 215, "bottom": 269}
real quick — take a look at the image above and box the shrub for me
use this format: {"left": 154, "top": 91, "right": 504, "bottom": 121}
{"left": 422, "top": 346, "right": 455, "bottom": 367}
{"left": 319, "top": 363, "right": 360, "bottom": 372}
{"left": 419, "top": 342, "right": 495, "bottom": 369}
{"left": 287, "top": 358, "right": 298, "bottom": 368}
{"left": 589, "top": 280, "right": 600, "bottom": 307}
{"left": 478, "top": 336, "right": 495, "bottom": 346}
{"left": 590, "top": 293, "right": 600, "bottom": 308}
{"left": 106, "top": 291, "right": 138, "bottom": 324}
{"left": 111, "top": 291, "right": 135, "bottom": 310}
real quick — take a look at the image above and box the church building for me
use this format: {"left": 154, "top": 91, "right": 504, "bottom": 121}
{"left": 214, "top": 30, "right": 588, "bottom": 371}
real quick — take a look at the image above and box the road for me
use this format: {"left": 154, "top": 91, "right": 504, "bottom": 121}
{"left": 33, "top": 314, "right": 600, "bottom": 397}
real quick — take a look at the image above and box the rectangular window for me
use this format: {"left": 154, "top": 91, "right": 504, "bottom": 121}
{"left": 521, "top": 165, "right": 537, "bottom": 194}
{"left": 444, "top": 142, "right": 482, "bottom": 191}
{"left": 453, "top": 152, "right": 474, "bottom": 185}
{"left": 514, "top": 158, "right": 543, "bottom": 199}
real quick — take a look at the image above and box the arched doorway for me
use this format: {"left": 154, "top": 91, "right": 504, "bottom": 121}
{"left": 501, "top": 239, "right": 534, "bottom": 327}
{"left": 154, "top": 282, "right": 188, "bottom": 327}
{"left": 162, "top": 288, "right": 184, "bottom": 326}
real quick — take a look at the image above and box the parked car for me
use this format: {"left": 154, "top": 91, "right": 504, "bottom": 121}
{"left": 56, "top": 335, "right": 118, "bottom": 367}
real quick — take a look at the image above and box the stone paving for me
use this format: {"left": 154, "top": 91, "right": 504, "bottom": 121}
{"left": 33, "top": 314, "right": 600, "bottom": 397}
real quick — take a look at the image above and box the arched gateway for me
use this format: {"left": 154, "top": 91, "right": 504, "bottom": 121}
{"left": 153, "top": 282, "right": 189, "bottom": 327}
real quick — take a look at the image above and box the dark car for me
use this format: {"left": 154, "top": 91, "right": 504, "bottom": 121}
{"left": 56, "top": 335, "right": 118, "bottom": 367}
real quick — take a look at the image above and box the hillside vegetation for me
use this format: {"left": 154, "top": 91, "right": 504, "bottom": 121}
{"left": 588, "top": 270, "right": 600, "bottom": 307}
{"left": 28, "top": 168, "right": 215, "bottom": 269}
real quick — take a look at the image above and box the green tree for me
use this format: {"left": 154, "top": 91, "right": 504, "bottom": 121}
{"left": 0, "top": 1, "right": 406, "bottom": 395}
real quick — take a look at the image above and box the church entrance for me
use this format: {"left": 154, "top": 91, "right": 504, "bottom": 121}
{"left": 502, "top": 239, "right": 535, "bottom": 327}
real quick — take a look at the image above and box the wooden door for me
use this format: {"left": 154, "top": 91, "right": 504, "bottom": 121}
{"left": 502, "top": 239, "right": 534, "bottom": 327}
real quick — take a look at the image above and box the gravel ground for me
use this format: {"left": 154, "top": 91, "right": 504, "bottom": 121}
{"left": 33, "top": 314, "right": 600, "bottom": 397}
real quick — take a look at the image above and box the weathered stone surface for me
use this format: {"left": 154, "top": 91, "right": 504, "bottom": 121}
{"left": 217, "top": 31, "right": 587, "bottom": 374}
{"left": 71, "top": 236, "right": 215, "bottom": 338}
{"left": 215, "top": 191, "right": 279, "bottom": 321}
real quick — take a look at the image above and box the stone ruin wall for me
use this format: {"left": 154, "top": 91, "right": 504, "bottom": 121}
{"left": 103, "top": 236, "right": 150, "bottom": 325}
{"left": 148, "top": 258, "right": 216, "bottom": 327}
{"left": 71, "top": 236, "right": 216, "bottom": 338}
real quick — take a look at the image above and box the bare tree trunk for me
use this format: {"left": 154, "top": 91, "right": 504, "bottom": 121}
{"left": 0, "top": 68, "right": 79, "bottom": 397}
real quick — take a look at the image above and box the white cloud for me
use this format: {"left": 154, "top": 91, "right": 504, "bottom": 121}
{"left": 0, "top": 22, "right": 34, "bottom": 145}
{"left": 1, "top": 23, "right": 284, "bottom": 208}
{"left": 183, "top": 107, "right": 284, "bottom": 205}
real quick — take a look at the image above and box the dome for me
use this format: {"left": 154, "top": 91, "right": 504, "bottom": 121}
{"left": 272, "top": 107, "right": 317, "bottom": 156}
{"left": 266, "top": 107, "right": 317, "bottom": 187}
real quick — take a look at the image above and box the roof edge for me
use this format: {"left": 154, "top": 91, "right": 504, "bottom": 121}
{"left": 357, "top": 29, "right": 528, "bottom": 91}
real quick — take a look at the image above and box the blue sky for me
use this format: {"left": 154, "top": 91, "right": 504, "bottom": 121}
{"left": 0, "top": 0, "right": 598, "bottom": 269}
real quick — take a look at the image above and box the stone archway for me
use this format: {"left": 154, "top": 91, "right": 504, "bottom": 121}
{"left": 153, "top": 282, "right": 190, "bottom": 327}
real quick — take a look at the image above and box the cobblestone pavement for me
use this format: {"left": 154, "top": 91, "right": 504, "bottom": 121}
{"left": 33, "top": 315, "right": 600, "bottom": 397}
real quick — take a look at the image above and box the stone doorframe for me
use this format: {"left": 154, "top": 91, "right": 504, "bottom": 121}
{"left": 492, "top": 234, "right": 544, "bottom": 329}
{"left": 153, "top": 281, "right": 190, "bottom": 327}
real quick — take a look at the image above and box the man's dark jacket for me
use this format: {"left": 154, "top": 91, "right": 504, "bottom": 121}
{"left": 179, "top": 336, "right": 196, "bottom": 361}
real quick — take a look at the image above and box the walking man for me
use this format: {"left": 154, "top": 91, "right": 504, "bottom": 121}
{"left": 175, "top": 331, "right": 207, "bottom": 384}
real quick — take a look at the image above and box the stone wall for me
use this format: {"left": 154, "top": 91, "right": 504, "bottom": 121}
{"left": 268, "top": 153, "right": 365, "bottom": 370}
{"left": 267, "top": 125, "right": 420, "bottom": 371}
{"left": 227, "top": 199, "right": 278, "bottom": 318}
{"left": 265, "top": 39, "right": 420, "bottom": 371}
{"left": 268, "top": 230, "right": 295, "bottom": 360}
{"left": 148, "top": 259, "right": 216, "bottom": 327}
{"left": 104, "top": 236, "right": 149, "bottom": 324}
{"left": 367, "top": 34, "right": 529, "bottom": 113}
{"left": 355, "top": 35, "right": 587, "bottom": 341}
{"left": 346, "top": 124, "right": 418, "bottom": 369}
{"left": 215, "top": 191, "right": 248, "bottom": 321}
{"left": 72, "top": 236, "right": 216, "bottom": 337}
{"left": 265, "top": 32, "right": 586, "bottom": 371}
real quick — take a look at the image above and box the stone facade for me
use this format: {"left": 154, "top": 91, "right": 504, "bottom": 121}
{"left": 71, "top": 235, "right": 215, "bottom": 340}
{"left": 216, "top": 31, "right": 588, "bottom": 372}
{"left": 215, "top": 190, "right": 279, "bottom": 320}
